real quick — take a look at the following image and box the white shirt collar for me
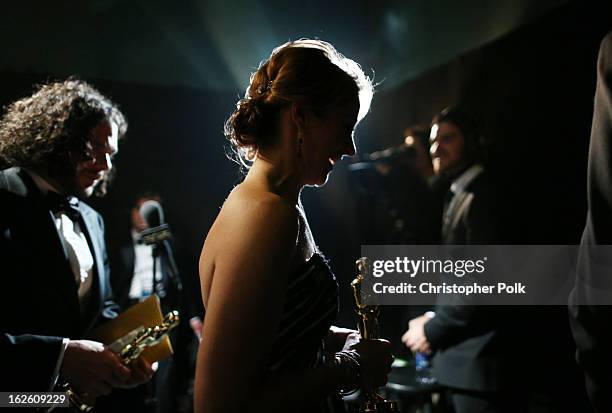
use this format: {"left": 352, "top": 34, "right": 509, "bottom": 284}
{"left": 450, "top": 164, "right": 484, "bottom": 195}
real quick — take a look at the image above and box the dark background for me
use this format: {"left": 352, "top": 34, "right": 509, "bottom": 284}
{"left": 1, "top": 1, "right": 611, "bottom": 349}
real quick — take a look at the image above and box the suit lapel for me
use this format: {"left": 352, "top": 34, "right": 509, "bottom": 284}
{"left": 77, "top": 205, "right": 105, "bottom": 332}
{"left": 448, "top": 192, "right": 474, "bottom": 240}
{"left": 441, "top": 166, "right": 484, "bottom": 242}
{"left": 443, "top": 190, "right": 467, "bottom": 240}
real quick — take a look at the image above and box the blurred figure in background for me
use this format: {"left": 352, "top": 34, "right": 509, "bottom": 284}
{"left": 569, "top": 29, "right": 612, "bottom": 413}
{"left": 108, "top": 194, "right": 202, "bottom": 413}
{"left": 403, "top": 106, "right": 592, "bottom": 413}
{"left": 402, "top": 107, "right": 519, "bottom": 413}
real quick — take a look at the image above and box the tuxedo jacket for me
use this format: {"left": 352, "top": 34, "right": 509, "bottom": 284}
{"left": 569, "top": 30, "right": 612, "bottom": 413}
{"left": 424, "top": 170, "right": 518, "bottom": 391}
{"left": 0, "top": 167, "right": 118, "bottom": 391}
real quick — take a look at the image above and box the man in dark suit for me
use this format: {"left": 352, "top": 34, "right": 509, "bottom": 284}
{"left": 112, "top": 195, "right": 184, "bottom": 317}
{"left": 109, "top": 194, "right": 202, "bottom": 413}
{"left": 0, "top": 79, "right": 154, "bottom": 398}
{"left": 569, "top": 30, "right": 612, "bottom": 413}
{"left": 402, "top": 108, "right": 521, "bottom": 412}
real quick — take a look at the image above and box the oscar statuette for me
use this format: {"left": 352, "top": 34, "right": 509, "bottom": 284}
{"left": 351, "top": 258, "right": 398, "bottom": 413}
{"left": 54, "top": 310, "right": 180, "bottom": 412}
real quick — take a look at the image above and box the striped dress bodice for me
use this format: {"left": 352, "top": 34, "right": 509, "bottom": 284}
{"left": 268, "top": 253, "right": 339, "bottom": 372}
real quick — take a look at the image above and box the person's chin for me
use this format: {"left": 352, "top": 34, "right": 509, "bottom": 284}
{"left": 77, "top": 182, "right": 97, "bottom": 198}
{"left": 438, "top": 161, "right": 456, "bottom": 176}
{"left": 83, "top": 187, "right": 95, "bottom": 198}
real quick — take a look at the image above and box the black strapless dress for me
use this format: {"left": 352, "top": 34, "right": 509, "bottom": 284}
{"left": 267, "top": 253, "right": 345, "bottom": 412}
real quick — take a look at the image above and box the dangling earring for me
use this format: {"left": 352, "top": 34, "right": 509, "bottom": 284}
{"left": 297, "top": 131, "right": 303, "bottom": 159}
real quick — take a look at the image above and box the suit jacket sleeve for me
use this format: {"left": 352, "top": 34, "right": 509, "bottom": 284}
{"left": 569, "top": 30, "right": 612, "bottom": 413}
{"left": 0, "top": 333, "right": 64, "bottom": 391}
{"left": 97, "top": 213, "right": 120, "bottom": 322}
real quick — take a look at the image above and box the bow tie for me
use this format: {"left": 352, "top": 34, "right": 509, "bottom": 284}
{"left": 45, "top": 191, "right": 81, "bottom": 221}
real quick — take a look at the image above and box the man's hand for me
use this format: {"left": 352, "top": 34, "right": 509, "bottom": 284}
{"left": 401, "top": 313, "right": 434, "bottom": 354}
{"left": 60, "top": 339, "right": 130, "bottom": 397}
{"left": 61, "top": 340, "right": 158, "bottom": 396}
{"left": 190, "top": 316, "right": 203, "bottom": 341}
{"left": 116, "top": 359, "right": 158, "bottom": 389}
{"left": 349, "top": 339, "right": 394, "bottom": 389}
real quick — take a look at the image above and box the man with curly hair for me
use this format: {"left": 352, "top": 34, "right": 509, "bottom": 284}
{"left": 0, "top": 79, "right": 155, "bottom": 398}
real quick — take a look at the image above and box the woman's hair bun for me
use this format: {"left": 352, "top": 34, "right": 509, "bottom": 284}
{"left": 225, "top": 96, "right": 267, "bottom": 149}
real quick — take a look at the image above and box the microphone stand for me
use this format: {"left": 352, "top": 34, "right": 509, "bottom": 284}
{"left": 151, "top": 242, "right": 160, "bottom": 298}
{"left": 140, "top": 224, "right": 172, "bottom": 298}
{"left": 139, "top": 220, "right": 183, "bottom": 313}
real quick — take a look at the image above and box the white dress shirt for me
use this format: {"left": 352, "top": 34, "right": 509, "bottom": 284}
{"left": 129, "top": 230, "right": 162, "bottom": 300}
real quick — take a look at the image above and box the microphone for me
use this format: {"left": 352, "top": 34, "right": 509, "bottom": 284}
{"left": 140, "top": 200, "right": 164, "bottom": 228}
{"left": 348, "top": 143, "right": 416, "bottom": 176}
{"left": 363, "top": 143, "right": 416, "bottom": 162}
{"left": 139, "top": 200, "right": 172, "bottom": 245}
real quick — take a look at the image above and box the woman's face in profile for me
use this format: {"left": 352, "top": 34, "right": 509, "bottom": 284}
{"left": 301, "top": 100, "right": 359, "bottom": 187}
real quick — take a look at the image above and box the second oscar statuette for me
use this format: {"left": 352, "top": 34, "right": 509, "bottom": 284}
{"left": 350, "top": 257, "right": 398, "bottom": 413}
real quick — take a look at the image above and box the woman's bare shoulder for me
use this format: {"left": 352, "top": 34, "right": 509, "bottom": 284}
{"left": 221, "top": 184, "right": 298, "bottom": 228}
{"left": 202, "top": 184, "right": 298, "bottom": 264}
{"left": 199, "top": 183, "right": 299, "bottom": 303}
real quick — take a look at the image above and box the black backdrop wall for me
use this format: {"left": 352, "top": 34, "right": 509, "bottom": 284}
{"left": 0, "top": 0, "right": 611, "bottom": 334}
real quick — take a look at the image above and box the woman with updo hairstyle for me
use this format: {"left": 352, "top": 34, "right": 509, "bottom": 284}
{"left": 195, "top": 39, "right": 393, "bottom": 413}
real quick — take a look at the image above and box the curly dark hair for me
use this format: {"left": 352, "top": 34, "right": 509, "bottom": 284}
{"left": 225, "top": 39, "right": 373, "bottom": 167}
{"left": 0, "top": 78, "right": 127, "bottom": 195}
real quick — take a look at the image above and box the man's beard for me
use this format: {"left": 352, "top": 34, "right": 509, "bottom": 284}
{"left": 90, "top": 168, "right": 114, "bottom": 198}
{"left": 440, "top": 161, "right": 472, "bottom": 181}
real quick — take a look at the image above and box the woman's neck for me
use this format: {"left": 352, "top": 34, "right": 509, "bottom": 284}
{"left": 246, "top": 154, "right": 303, "bottom": 203}
{"left": 244, "top": 109, "right": 305, "bottom": 203}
